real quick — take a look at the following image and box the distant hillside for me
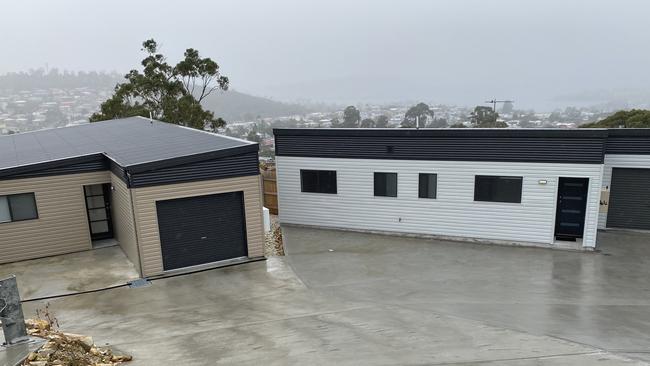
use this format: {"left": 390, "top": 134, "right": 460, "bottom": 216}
{"left": 0, "top": 69, "right": 121, "bottom": 90}
{"left": 580, "top": 109, "right": 650, "bottom": 128}
{"left": 203, "top": 90, "right": 311, "bottom": 121}
{"left": 0, "top": 70, "right": 315, "bottom": 123}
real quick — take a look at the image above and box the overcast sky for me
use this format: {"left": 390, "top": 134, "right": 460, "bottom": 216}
{"left": 2, "top": 0, "right": 650, "bottom": 109}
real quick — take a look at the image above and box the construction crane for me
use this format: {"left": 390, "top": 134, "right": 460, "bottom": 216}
{"left": 485, "top": 99, "right": 514, "bottom": 124}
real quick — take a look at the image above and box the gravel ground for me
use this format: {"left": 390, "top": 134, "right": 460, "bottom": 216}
{"left": 264, "top": 215, "right": 284, "bottom": 257}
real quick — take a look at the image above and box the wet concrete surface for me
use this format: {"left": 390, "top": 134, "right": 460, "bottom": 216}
{"left": 0, "top": 246, "right": 140, "bottom": 300}
{"left": 16, "top": 227, "right": 650, "bottom": 365}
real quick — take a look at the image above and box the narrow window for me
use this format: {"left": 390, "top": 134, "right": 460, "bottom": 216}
{"left": 374, "top": 172, "right": 398, "bottom": 197}
{"left": 300, "top": 170, "right": 337, "bottom": 194}
{"left": 474, "top": 175, "right": 522, "bottom": 203}
{"left": 0, "top": 193, "right": 38, "bottom": 223}
{"left": 0, "top": 196, "right": 11, "bottom": 223}
{"left": 418, "top": 173, "right": 437, "bottom": 199}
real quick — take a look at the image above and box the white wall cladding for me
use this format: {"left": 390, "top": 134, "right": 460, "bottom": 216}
{"left": 599, "top": 154, "right": 650, "bottom": 229}
{"left": 277, "top": 156, "right": 603, "bottom": 248}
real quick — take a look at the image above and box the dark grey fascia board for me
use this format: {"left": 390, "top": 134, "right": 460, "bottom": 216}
{"left": 108, "top": 159, "right": 130, "bottom": 185}
{"left": 0, "top": 143, "right": 260, "bottom": 184}
{"left": 127, "top": 150, "right": 261, "bottom": 188}
{"left": 273, "top": 128, "right": 610, "bottom": 139}
{"left": 123, "top": 143, "right": 259, "bottom": 174}
{"left": 274, "top": 132, "right": 607, "bottom": 164}
{"left": 605, "top": 130, "right": 650, "bottom": 155}
{"left": 607, "top": 128, "right": 650, "bottom": 137}
{"left": 0, "top": 153, "right": 108, "bottom": 180}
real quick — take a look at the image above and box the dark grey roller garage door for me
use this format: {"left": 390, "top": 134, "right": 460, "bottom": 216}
{"left": 157, "top": 191, "right": 248, "bottom": 271}
{"left": 607, "top": 168, "right": 650, "bottom": 230}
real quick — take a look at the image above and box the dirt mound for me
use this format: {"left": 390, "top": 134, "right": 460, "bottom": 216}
{"left": 22, "top": 318, "right": 132, "bottom": 366}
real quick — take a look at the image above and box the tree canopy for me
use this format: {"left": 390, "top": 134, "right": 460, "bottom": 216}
{"left": 90, "top": 39, "right": 229, "bottom": 130}
{"left": 580, "top": 109, "right": 650, "bottom": 128}
{"left": 470, "top": 106, "right": 507, "bottom": 128}
{"left": 402, "top": 103, "right": 433, "bottom": 128}
{"left": 375, "top": 115, "right": 389, "bottom": 128}
{"left": 340, "top": 106, "right": 361, "bottom": 128}
{"left": 360, "top": 118, "right": 375, "bottom": 128}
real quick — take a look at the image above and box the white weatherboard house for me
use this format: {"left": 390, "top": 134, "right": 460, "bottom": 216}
{"left": 273, "top": 128, "right": 650, "bottom": 250}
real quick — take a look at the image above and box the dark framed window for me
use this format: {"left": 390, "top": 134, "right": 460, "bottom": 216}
{"left": 300, "top": 170, "right": 337, "bottom": 194}
{"left": 418, "top": 173, "right": 437, "bottom": 199}
{"left": 0, "top": 193, "right": 38, "bottom": 223}
{"left": 474, "top": 175, "right": 522, "bottom": 203}
{"left": 374, "top": 172, "right": 398, "bottom": 197}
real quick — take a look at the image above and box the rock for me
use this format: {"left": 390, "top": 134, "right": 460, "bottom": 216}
{"left": 37, "top": 349, "right": 54, "bottom": 358}
{"left": 28, "top": 361, "right": 47, "bottom": 366}
{"left": 25, "top": 319, "right": 50, "bottom": 332}
{"left": 61, "top": 332, "right": 94, "bottom": 351}
{"left": 112, "top": 353, "right": 134, "bottom": 362}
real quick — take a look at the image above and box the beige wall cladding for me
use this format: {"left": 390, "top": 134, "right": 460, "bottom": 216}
{"left": 0, "top": 171, "right": 110, "bottom": 264}
{"left": 110, "top": 173, "right": 141, "bottom": 275}
{"left": 132, "top": 175, "right": 264, "bottom": 277}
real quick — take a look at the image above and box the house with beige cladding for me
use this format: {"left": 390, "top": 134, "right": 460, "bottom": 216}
{"left": 0, "top": 117, "right": 264, "bottom": 277}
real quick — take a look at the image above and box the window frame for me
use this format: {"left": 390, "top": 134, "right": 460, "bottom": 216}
{"left": 0, "top": 192, "right": 39, "bottom": 223}
{"left": 300, "top": 169, "right": 338, "bottom": 194}
{"left": 374, "top": 172, "right": 398, "bottom": 197}
{"left": 418, "top": 173, "right": 438, "bottom": 199}
{"left": 473, "top": 175, "right": 523, "bottom": 204}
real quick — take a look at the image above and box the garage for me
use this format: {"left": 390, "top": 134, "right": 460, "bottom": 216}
{"left": 156, "top": 191, "right": 248, "bottom": 271}
{"left": 607, "top": 168, "right": 650, "bottom": 230}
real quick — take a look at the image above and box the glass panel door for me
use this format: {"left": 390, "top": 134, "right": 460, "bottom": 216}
{"left": 84, "top": 183, "right": 114, "bottom": 240}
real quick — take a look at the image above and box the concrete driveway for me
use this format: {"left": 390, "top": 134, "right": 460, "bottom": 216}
{"left": 18, "top": 227, "right": 650, "bottom": 365}
{"left": 0, "top": 245, "right": 140, "bottom": 300}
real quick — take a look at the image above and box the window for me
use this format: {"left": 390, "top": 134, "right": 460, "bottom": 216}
{"left": 418, "top": 173, "right": 437, "bottom": 199}
{"left": 374, "top": 172, "right": 398, "bottom": 197}
{"left": 0, "top": 193, "right": 38, "bottom": 223}
{"left": 474, "top": 175, "right": 522, "bottom": 203}
{"left": 0, "top": 196, "right": 10, "bottom": 223}
{"left": 300, "top": 170, "right": 337, "bottom": 194}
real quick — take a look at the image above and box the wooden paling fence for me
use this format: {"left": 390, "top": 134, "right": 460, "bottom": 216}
{"left": 261, "top": 163, "right": 278, "bottom": 215}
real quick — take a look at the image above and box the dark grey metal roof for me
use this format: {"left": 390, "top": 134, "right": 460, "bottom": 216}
{"left": 0, "top": 117, "right": 255, "bottom": 172}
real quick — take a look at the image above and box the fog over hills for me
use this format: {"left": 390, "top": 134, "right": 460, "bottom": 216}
{"left": 203, "top": 90, "right": 314, "bottom": 121}
{"left": 1, "top": 0, "right": 649, "bottom": 111}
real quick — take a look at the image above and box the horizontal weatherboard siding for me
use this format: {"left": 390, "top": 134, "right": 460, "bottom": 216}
{"left": 276, "top": 156, "right": 602, "bottom": 248}
{"left": 274, "top": 129, "right": 608, "bottom": 164}
{"left": 110, "top": 173, "right": 141, "bottom": 275}
{"left": 131, "top": 175, "right": 265, "bottom": 277}
{"left": 0, "top": 171, "right": 111, "bottom": 264}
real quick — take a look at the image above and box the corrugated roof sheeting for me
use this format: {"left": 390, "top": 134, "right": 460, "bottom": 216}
{"left": 274, "top": 131, "right": 609, "bottom": 164}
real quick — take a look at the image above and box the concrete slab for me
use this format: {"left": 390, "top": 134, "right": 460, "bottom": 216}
{"left": 283, "top": 226, "right": 650, "bottom": 362}
{"left": 0, "top": 246, "right": 140, "bottom": 300}
{"left": 0, "top": 338, "right": 46, "bottom": 366}
{"left": 13, "top": 228, "right": 650, "bottom": 365}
